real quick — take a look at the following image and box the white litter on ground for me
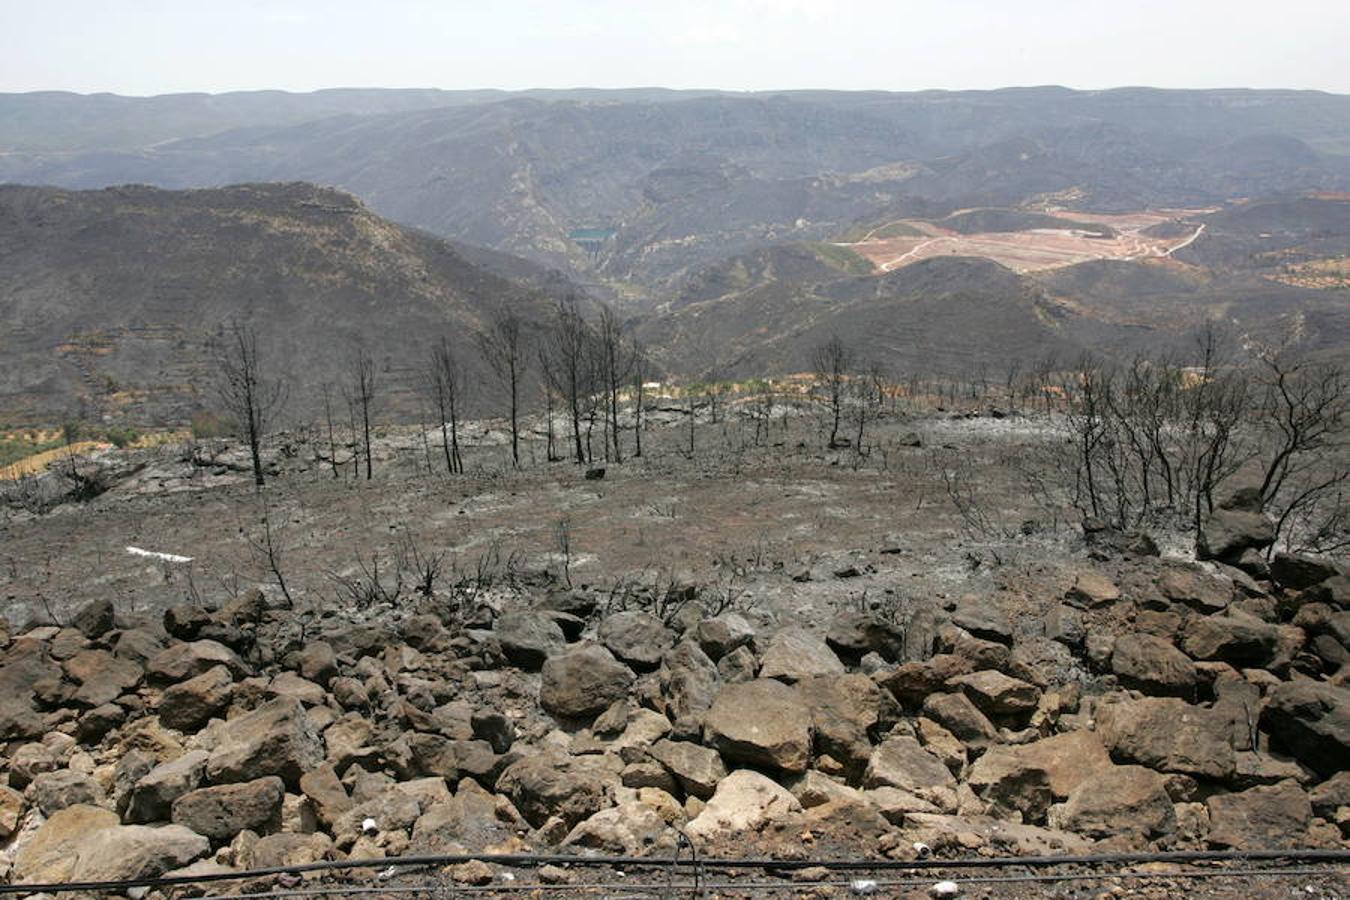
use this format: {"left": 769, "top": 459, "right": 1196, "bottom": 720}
{"left": 931, "top": 880, "right": 961, "bottom": 897}
{"left": 126, "top": 546, "right": 193, "bottom": 563}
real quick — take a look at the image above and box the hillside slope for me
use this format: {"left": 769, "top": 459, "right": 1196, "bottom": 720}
{"left": 0, "top": 183, "right": 573, "bottom": 425}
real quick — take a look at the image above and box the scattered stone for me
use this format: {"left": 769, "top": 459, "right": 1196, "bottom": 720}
{"left": 695, "top": 614, "right": 756, "bottom": 660}
{"left": 562, "top": 800, "right": 670, "bottom": 854}
{"left": 1182, "top": 615, "right": 1280, "bottom": 667}
{"left": 299, "top": 763, "right": 353, "bottom": 830}
{"left": 826, "top": 612, "right": 906, "bottom": 662}
{"left": 59, "top": 649, "right": 139, "bottom": 710}
{"left": 70, "top": 598, "right": 116, "bottom": 639}
{"left": 1158, "top": 568, "right": 1231, "bottom": 614}
{"left": 1270, "top": 553, "right": 1341, "bottom": 591}
{"left": 1197, "top": 509, "right": 1275, "bottom": 562}
{"left": 920, "top": 692, "right": 998, "bottom": 748}
{"left": 967, "top": 732, "right": 1112, "bottom": 801}
{"left": 496, "top": 755, "right": 610, "bottom": 829}
{"left": 863, "top": 736, "right": 957, "bottom": 807}
{"left": 658, "top": 639, "right": 719, "bottom": 737}
{"left": 950, "top": 603, "right": 1013, "bottom": 646}
{"left": 147, "top": 640, "right": 249, "bottom": 683}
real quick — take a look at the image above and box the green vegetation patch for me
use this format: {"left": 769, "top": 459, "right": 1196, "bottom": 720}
{"left": 0, "top": 432, "right": 65, "bottom": 468}
{"left": 804, "top": 242, "right": 875, "bottom": 276}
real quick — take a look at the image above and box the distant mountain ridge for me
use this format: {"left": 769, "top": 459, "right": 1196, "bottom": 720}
{"left": 3, "top": 87, "right": 1348, "bottom": 291}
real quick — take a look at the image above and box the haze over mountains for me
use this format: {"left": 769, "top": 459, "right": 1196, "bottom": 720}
{"left": 2, "top": 86, "right": 1349, "bottom": 423}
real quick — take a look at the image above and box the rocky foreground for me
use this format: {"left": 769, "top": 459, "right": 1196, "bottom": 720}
{"left": 0, "top": 515, "right": 1347, "bottom": 895}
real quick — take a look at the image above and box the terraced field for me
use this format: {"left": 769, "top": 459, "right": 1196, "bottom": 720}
{"left": 841, "top": 209, "right": 1208, "bottom": 274}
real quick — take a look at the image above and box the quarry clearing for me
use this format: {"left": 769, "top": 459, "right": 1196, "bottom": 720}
{"left": 843, "top": 209, "right": 1209, "bottom": 274}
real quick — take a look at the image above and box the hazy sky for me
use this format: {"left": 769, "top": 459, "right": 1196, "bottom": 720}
{"left": 2, "top": 0, "right": 1348, "bottom": 96}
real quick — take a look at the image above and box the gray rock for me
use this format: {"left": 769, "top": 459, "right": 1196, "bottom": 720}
{"left": 758, "top": 627, "right": 845, "bottom": 683}
{"left": 1261, "top": 680, "right": 1350, "bottom": 778}
{"left": 599, "top": 611, "right": 675, "bottom": 671}
{"left": 171, "top": 776, "right": 285, "bottom": 842}
{"left": 125, "top": 751, "right": 210, "bottom": 824}
{"left": 494, "top": 610, "right": 566, "bottom": 670}
{"left": 206, "top": 698, "right": 324, "bottom": 788}
{"left": 539, "top": 643, "right": 635, "bottom": 720}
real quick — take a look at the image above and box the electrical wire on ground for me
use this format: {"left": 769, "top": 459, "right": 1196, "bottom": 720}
{"left": 4, "top": 847, "right": 1347, "bottom": 896}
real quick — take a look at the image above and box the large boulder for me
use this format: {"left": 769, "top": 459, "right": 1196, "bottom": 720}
{"left": 1110, "top": 634, "right": 1197, "bottom": 697}
{"left": 539, "top": 643, "right": 635, "bottom": 720}
{"left": 1261, "top": 680, "right": 1350, "bottom": 778}
{"left": 493, "top": 610, "right": 566, "bottom": 669}
{"left": 968, "top": 731, "right": 1113, "bottom": 807}
{"left": 496, "top": 755, "right": 610, "bottom": 829}
{"left": 695, "top": 613, "right": 756, "bottom": 660}
{"left": 1096, "top": 696, "right": 1237, "bottom": 780}
{"left": 159, "top": 665, "right": 234, "bottom": 732}
{"left": 31, "top": 770, "right": 106, "bottom": 816}
{"left": 862, "top": 735, "right": 957, "bottom": 807}
{"left": 658, "top": 640, "right": 720, "bottom": 736}
{"left": 758, "top": 627, "right": 845, "bottom": 683}
{"left": 411, "top": 779, "right": 521, "bottom": 853}
{"left": 704, "top": 679, "right": 813, "bottom": 773}
{"left": 1206, "top": 781, "right": 1312, "bottom": 849}
{"left": 13, "top": 804, "right": 209, "bottom": 884}
{"left": 1197, "top": 508, "right": 1275, "bottom": 562}
{"left": 125, "top": 751, "right": 210, "bottom": 824}
{"left": 796, "top": 674, "right": 899, "bottom": 774}
{"left": 946, "top": 670, "right": 1041, "bottom": 718}
{"left": 63, "top": 649, "right": 143, "bottom": 707}
{"left": 1182, "top": 615, "right": 1280, "bottom": 668}
{"left": 1270, "top": 553, "right": 1341, "bottom": 591}
{"left": 1049, "top": 765, "right": 1176, "bottom": 840}
{"left": 826, "top": 612, "right": 906, "bottom": 663}
{"left": 599, "top": 612, "right": 675, "bottom": 671}
{"left": 70, "top": 598, "right": 116, "bottom": 638}
{"left": 205, "top": 698, "right": 324, "bottom": 788}
{"left": 171, "top": 776, "right": 285, "bottom": 842}
{"left": 685, "top": 770, "right": 802, "bottom": 839}
{"left": 146, "top": 640, "right": 248, "bottom": 683}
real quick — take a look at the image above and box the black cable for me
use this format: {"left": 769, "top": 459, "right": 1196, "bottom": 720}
{"left": 199, "top": 867, "right": 1350, "bottom": 900}
{"left": 5, "top": 847, "right": 1349, "bottom": 896}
